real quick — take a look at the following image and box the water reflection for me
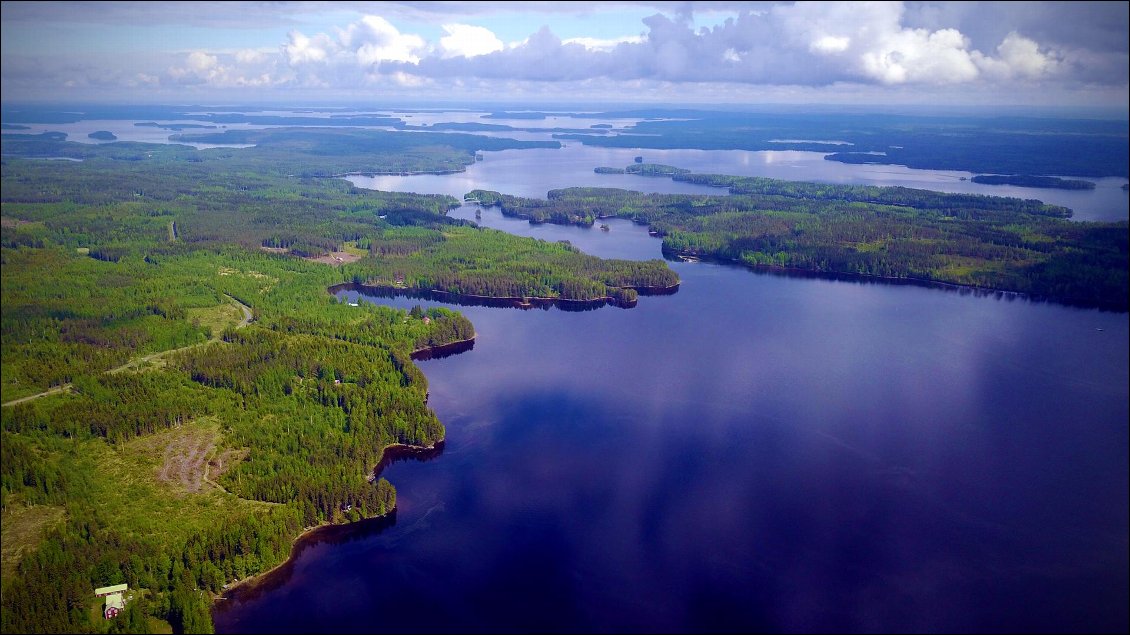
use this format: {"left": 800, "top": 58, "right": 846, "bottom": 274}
{"left": 347, "top": 145, "right": 1129, "bottom": 222}
{"left": 216, "top": 444, "right": 446, "bottom": 610}
{"left": 221, "top": 252, "right": 1128, "bottom": 632}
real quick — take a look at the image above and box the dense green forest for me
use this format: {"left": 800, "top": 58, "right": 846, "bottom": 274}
{"left": 468, "top": 172, "right": 1128, "bottom": 311}
{"left": 0, "top": 131, "right": 674, "bottom": 633}
{"left": 969, "top": 174, "right": 1096, "bottom": 190}
{"left": 2, "top": 125, "right": 558, "bottom": 179}
{"left": 594, "top": 164, "right": 690, "bottom": 177}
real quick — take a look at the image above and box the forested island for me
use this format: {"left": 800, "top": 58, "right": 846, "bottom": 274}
{"left": 135, "top": 122, "right": 218, "bottom": 132}
{"left": 467, "top": 171, "right": 1128, "bottom": 311}
{"left": 87, "top": 131, "right": 117, "bottom": 141}
{"left": 0, "top": 130, "right": 674, "bottom": 633}
{"left": 970, "top": 174, "right": 1096, "bottom": 189}
{"left": 595, "top": 163, "right": 690, "bottom": 177}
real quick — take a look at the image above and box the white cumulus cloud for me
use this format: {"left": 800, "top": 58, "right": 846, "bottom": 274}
{"left": 438, "top": 24, "right": 504, "bottom": 58}
{"left": 35, "top": 2, "right": 1115, "bottom": 104}
{"left": 859, "top": 27, "right": 980, "bottom": 84}
{"left": 562, "top": 35, "right": 645, "bottom": 52}
{"left": 284, "top": 31, "right": 332, "bottom": 65}
{"left": 811, "top": 36, "right": 851, "bottom": 55}
{"left": 348, "top": 15, "right": 427, "bottom": 65}
{"left": 995, "top": 31, "right": 1061, "bottom": 78}
{"left": 186, "top": 51, "right": 218, "bottom": 73}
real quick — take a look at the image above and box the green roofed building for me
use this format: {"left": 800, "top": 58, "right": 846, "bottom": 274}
{"left": 93, "top": 584, "right": 127, "bottom": 619}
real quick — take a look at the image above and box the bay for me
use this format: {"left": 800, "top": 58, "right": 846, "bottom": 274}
{"left": 214, "top": 198, "right": 1128, "bottom": 633}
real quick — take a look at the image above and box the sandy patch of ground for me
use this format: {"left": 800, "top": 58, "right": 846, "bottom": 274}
{"left": 306, "top": 251, "right": 363, "bottom": 266}
{"left": 1, "top": 216, "right": 33, "bottom": 228}
{"left": 1, "top": 505, "right": 65, "bottom": 582}
{"left": 155, "top": 425, "right": 246, "bottom": 494}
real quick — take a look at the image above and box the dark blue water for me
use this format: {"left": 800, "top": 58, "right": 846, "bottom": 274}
{"left": 214, "top": 211, "right": 1128, "bottom": 633}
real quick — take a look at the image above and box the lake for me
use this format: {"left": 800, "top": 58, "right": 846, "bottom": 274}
{"left": 344, "top": 145, "right": 1130, "bottom": 223}
{"left": 3, "top": 108, "right": 1125, "bottom": 220}
{"left": 214, "top": 197, "right": 1129, "bottom": 633}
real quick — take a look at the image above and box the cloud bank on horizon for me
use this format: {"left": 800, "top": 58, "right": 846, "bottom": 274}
{"left": 1, "top": 1, "right": 1127, "bottom": 108}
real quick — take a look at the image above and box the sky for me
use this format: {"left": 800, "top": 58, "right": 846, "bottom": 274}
{"left": 1, "top": 1, "right": 1127, "bottom": 110}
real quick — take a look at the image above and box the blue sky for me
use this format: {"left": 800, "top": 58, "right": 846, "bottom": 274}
{"left": 1, "top": 1, "right": 1127, "bottom": 109}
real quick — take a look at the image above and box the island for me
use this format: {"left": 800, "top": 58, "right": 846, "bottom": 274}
{"left": 626, "top": 163, "right": 689, "bottom": 176}
{"left": 595, "top": 163, "right": 691, "bottom": 177}
{"left": 87, "top": 130, "right": 117, "bottom": 140}
{"left": 970, "top": 174, "right": 1096, "bottom": 190}
{"left": 135, "top": 121, "right": 219, "bottom": 131}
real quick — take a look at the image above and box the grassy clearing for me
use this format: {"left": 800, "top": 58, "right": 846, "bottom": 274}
{"left": 0, "top": 366, "right": 53, "bottom": 404}
{"left": 108, "top": 299, "right": 248, "bottom": 375}
{"left": 186, "top": 301, "right": 245, "bottom": 340}
{"left": 1, "top": 504, "right": 66, "bottom": 588}
{"left": 147, "top": 616, "right": 174, "bottom": 634}
{"left": 342, "top": 241, "right": 369, "bottom": 257}
{"left": 73, "top": 417, "right": 269, "bottom": 551}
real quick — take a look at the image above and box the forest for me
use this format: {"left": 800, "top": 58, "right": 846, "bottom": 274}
{"left": 0, "top": 131, "right": 675, "bottom": 633}
{"left": 969, "top": 174, "right": 1096, "bottom": 190}
{"left": 2, "top": 125, "right": 558, "bottom": 179}
{"left": 468, "top": 170, "right": 1128, "bottom": 311}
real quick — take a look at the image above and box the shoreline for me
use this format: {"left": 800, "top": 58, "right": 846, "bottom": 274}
{"left": 411, "top": 336, "right": 476, "bottom": 361}
{"left": 221, "top": 274, "right": 648, "bottom": 609}
{"left": 214, "top": 281, "right": 474, "bottom": 601}
{"left": 336, "top": 167, "right": 467, "bottom": 177}
{"left": 667, "top": 248, "right": 1126, "bottom": 312}
{"left": 212, "top": 440, "right": 444, "bottom": 605}
{"left": 329, "top": 281, "right": 679, "bottom": 311}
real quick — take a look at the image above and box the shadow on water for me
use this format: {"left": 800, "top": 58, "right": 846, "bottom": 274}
{"left": 411, "top": 338, "right": 476, "bottom": 361}
{"left": 328, "top": 282, "right": 676, "bottom": 312}
{"left": 214, "top": 442, "right": 446, "bottom": 608}
{"left": 371, "top": 441, "right": 446, "bottom": 478}
{"left": 215, "top": 513, "right": 398, "bottom": 606}
{"left": 668, "top": 250, "right": 1128, "bottom": 312}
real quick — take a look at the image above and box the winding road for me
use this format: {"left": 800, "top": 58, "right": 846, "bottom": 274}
{"left": 1, "top": 294, "right": 252, "bottom": 408}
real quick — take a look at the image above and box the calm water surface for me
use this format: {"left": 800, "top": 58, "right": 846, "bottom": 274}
{"left": 5, "top": 109, "right": 1124, "bottom": 219}
{"left": 345, "top": 145, "right": 1129, "bottom": 222}
{"left": 214, "top": 203, "right": 1128, "bottom": 633}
